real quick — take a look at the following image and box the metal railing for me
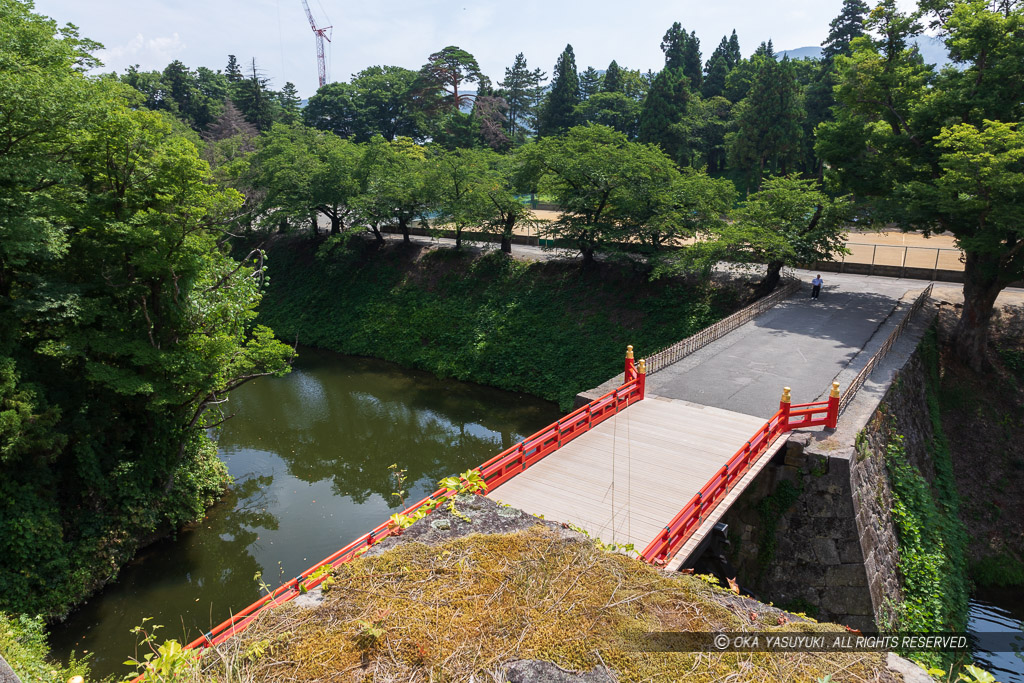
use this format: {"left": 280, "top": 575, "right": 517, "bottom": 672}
{"left": 837, "top": 283, "right": 934, "bottom": 416}
{"left": 644, "top": 280, "right": 800, "bottom": 374}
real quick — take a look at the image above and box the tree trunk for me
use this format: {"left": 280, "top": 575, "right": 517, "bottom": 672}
{"left": 580, "top": 238, "right": 596, "bottom": 268}
{"left": 399, "top": 217, "right": 411, "bottom": 244}
{"left": 755, "top": 259, "right": 785, "bottom": 297}
{"left": 330, "top": 213, "right": 340, "bottom": 235}
{"left": 954, "top": 251, "right": 1003, "bottom": 371}
{"left": 371, "top": 224, "right": 384, "bottom": 245}
{"left": 455, "top": 225, "right": 462, "bottom": 250}
{"left": 501, "top": 214, "right": 515, "bottom": 254}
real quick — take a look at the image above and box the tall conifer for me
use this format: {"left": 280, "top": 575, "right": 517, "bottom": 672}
{"left": 536, "top": 44, "right": 580, "bottom": 137}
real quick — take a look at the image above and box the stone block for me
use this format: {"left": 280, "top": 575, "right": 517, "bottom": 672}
{"left": 821, "top": 586, "right": 874, "bottom": 616}
{"left": 811, "top": 537, "right": 841, "bottom": 565}
{"left": 826, "top": 563, "right": 868, "bottom": 588}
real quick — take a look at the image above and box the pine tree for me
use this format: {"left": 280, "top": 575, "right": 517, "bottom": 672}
{"left": 499, "top": 53, "right": 546, "bottom": 142}
{"left": 579, "top": 66, "right": 602, "bottom": 99}
{"left": 536, "top": 44, "right": 580, "bottom": 137}
{"left": 822, "top": 0, "right": 869, "bottom": 61}
{"left": 603, "top": 60, "right": 623, "bottom": 93}
{"left": 277, "top": 82, "right": 302, "bottom": 124}
{"left": 638, "top": 67, "right": 689, "bottom": 160}
{"left": 232, "top": 58, "right": 274, "bottom": 131}
{"left": 683, "top": 30, "right": 703, "bottom": 90}
{"left": 728, "top": 55, "right": 804, "bottom": 182}
{"left": 225, "top": 54, "right": 243, "bottom": 82}
{"left": 702, "top": 54, "right": 729, "bottom": 99}
{"left": 661, "top": 22, "right": 687, "bottom": 72}
{"left": 727, "top": 30, "right": 742, "bottom": 69}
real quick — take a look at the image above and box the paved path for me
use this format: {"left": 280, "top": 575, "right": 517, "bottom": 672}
{"left": 645, "top": 271, "right": 924, "bottom": 416}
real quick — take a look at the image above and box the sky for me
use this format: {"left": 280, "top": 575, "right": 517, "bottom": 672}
{"left": 32, "top": 0, "right": 920, "bottom": 99}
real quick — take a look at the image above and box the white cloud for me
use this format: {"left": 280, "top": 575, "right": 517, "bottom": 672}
{"left": 96, "top": 32, "right": 186, "bottom": 72}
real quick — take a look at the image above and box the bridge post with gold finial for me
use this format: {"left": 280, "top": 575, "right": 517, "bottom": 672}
{"left": 779, "top": 387, "right": 791, "bottom": 429}
{"left": 637, "top": 358, "right": 647, "bottom": 400}
{"left": 826, "top": 381, "right": 840, "bottom": 429}
{"left": 625, "top": 345, "right": 635, "bottom": 382}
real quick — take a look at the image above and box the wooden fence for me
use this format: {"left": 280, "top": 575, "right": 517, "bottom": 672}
{"left": 644, "top": 280, "right": 800, "bottom": 375}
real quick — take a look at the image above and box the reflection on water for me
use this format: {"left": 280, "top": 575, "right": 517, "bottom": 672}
{"left": 49, "top": 349, "right": 560, "bottom": 678}
{"left": 969, "top": 592, "right": 1024, "bottom": 682}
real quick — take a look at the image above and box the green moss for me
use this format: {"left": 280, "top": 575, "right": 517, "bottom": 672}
{"left": 755, "top": 479, "right": 802, "bottom": 579}
{"left": 256, "top": 238, "right": 738, "bottom": 410}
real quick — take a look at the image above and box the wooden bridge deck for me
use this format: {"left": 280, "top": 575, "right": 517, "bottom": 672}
{"left": 487, "top": 395, "right": 786, "bottom": 557}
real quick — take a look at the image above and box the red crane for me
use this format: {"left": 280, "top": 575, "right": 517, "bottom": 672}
{"left": 301, "top": 0, "right": 332, "bottom": 88}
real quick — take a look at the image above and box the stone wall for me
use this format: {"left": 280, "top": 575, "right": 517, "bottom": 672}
{"left": 715, "top": 336, "right": 936, "bottom": 632}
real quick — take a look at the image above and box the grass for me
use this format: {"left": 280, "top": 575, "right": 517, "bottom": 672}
{"left": 256, "top": 237, "right": 739, "bottom": 410}
{"left": 173, "top": 525, "right": 896, "bottom": 682}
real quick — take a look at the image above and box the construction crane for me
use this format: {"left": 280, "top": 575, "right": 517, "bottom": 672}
{"left": 300, "top": 0, "right": 332, "bottom": 88}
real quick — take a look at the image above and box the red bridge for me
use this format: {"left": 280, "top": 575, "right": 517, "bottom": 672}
{"left": 167, "top": 346, "right": 839, "bottom": 661}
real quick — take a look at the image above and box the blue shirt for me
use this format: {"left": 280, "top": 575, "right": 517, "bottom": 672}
{"left": 812, "top": 277, "right": 823, "bottom": 286}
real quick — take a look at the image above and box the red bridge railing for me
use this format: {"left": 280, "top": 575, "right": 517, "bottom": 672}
{"left": 639, "top": 382, "right": 840, "bottom": 565}
{"left": 152, "top": 352, "right": 647, "bottom": 668}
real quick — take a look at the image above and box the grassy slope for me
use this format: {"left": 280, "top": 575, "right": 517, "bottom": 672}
{"left": 257, "top": 237, "right": 739, "bottom": 410}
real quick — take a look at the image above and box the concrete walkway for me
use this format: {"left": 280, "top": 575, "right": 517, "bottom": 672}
{"left": 644, "top": 271, "right": 925, "bottom": 416}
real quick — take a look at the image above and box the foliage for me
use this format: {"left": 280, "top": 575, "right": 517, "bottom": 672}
{"left": 303, "top": 66, "right": 424, "bottom": 142}
{"left": 535, "top": 45, "right": 580, "bottom": 137}
{"left": 818, "top": 0, "right": 1024, "bottom": 368}
{"left": 257, "top": 239, "right": 736, "bottom": 410}
{"left": 0, "top": 1, "right": 293, "bottom": 617}
{"left": 498, "top": 53, "right": 546, "bottom": 144}
{"left": 419, "top": 46, "right": 486, "bottom": 111}
{"left": 0, "top": 612, "right": 91, "bottom": 683}
{"left": 123, "top": 619, "right": 201, "bottom": 682}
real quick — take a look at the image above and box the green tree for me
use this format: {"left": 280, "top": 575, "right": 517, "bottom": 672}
{"left": 521, "top": 125, "right": 690, "bottom": 265}
{"left": 420, "top": 46, "right": 485, "bottom": 111}
{"left": 304, "top": 67, "right": 423, "bottom": 142}
{"left": 603, "top": 60, "right": 623, "bottom": 93}
{"left": 580, "top": 66, "right": 602, "bottom": 98}
{"left": 727, "top": 30, "right": 743, "bottom": 69}
{"left": 498, "top": 53, "right": 545, "bottom": 143}
{"left": 353, "top": 136, "right": 432, "bottom": 245}
{"left": 277, "top": 81, "right": 302, "bottom": 124}
{"left": 702, "top": 53, "right": 729, "bottom": 98}
{"left": 232, "top": 58, "right": 275, "bottom": 130}
{"left": 576, "top": 91, "right": 641, "bottom": 138}
{"left": 706, "top": 175, "right": 850, "bottom": 294}
{"left": 536, "top": 44, "right": 580, "bottom": 137}
{"left": 638, "top": 66, "right": 689, "bottom": 161}
{"left": 819, "top": 0, "right": 1024, "bottom": 367}
{"left": 429, "top": 147, "right": 494, "bottom": 249}
{"left": 0, "top": 1, "right": 294, "bottom": 615}
{"left": 822, "top": 0, "right": 870, "bottom": 61}
{"left": 225, "top": 54, "right": 243, "bottom": 82}
{"left": 727, "top": 55, "right": 804, "bottom": 184}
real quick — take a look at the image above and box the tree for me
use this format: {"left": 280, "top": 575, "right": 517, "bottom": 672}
{"left": 353, "top": 136, "right": 432, "bottom": 245}
{"left": 603, "top": 60, "right": 623, "bottom": 93}
{"left": 822, "top": 0, "right": 870, "bottom": 61}
{"left": 420, "top": 46, "right": 485, "bottom": 110}
{"left": 232, "top": 58, "right": 275, "bottom": 130}
{"left": 536, "top": 44, "right": 580, "bottom": 137}
{"left": 277, "top": 81, "right": 302, "bottom": 124}
{"left": 498, "top": 53, "right": 546, "bottom": 143}
{"left": 727, "top": 30, "right": 743, "bottom": 69}
{"left": 710, "top": 176, "right": 850, "bottom": 295}
{"left": 0, "top": 1, "right": 293, "bottom": 615}
{"left": 660, "top": 22, "right": 703, "bottom": 89}
{"left": 638, "top": 66, "right": 689, "bottom": 161}
{"left": 225, "top": 54, "right": 243, "bottom": 82}
{"left": 429, "top": 147, "right": 494, "bottom": 249}
{"left": 521, "top": 125, "right": 689, "bottom": 266}
{"left": 818, "top": 0, "right": 1024, "bottom": 368}
{"left": 253, "top": 124, "right": 361, "bottom": 235}
{"left": 702, "top": 53, "right": 729, "bottom": 98}
{"left": 683, "top": 30, "right": 704, "bottom": 90}
{"left": 576, "top": 91, "right": 641, "bottom": 138}
{"left": 727, "top": 55, "right": 804, "bottom": 184}
{"left": 304, "top": 67, "right": 424, "bottom": 142}
{"left": 580, "top": 66, "right": 602, "bottom": 98}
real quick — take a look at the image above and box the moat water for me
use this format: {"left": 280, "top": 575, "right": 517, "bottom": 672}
{"left": 49, "top": 349, "right": 561, "bottom": 679}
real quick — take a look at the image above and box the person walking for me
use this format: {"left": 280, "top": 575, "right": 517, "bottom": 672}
{"left": 811, "top": 274, "right": 823, "bottom": 299}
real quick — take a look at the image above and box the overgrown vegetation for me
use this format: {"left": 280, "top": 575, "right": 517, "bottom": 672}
{"left": 257, "top": 237, "right": 738, "bottom": 409}
{"left": 166, "top": 525, "right": 897, "bottom": 682}
{"left": 0, "top": 612, "right": 90, "bottom": 683}
{"left": 880, "top": 326, "right": 970, "bottom": 669}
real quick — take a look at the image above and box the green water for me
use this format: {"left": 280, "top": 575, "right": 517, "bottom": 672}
{"left": 48, "top": 349, "right": 561, "bottom": 678}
